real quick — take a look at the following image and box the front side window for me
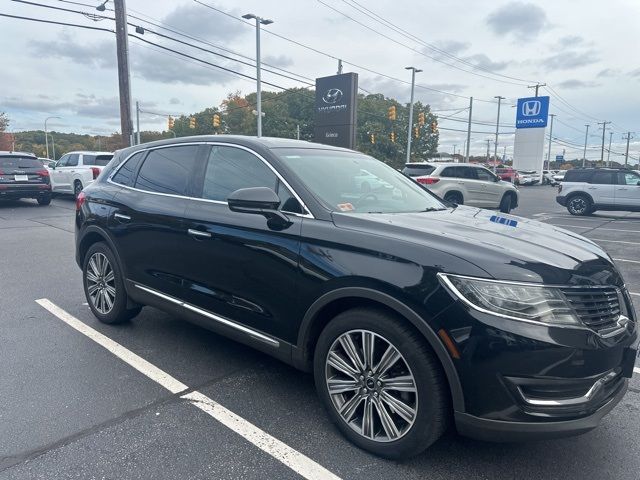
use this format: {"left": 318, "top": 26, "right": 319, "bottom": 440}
{"left": 273, "top": 148, "right": 445, "bottom": 214}
{"left": 56, "top": 155, "right": 69, "bottom": 167}
{"left": 134, "top": 145, "right": 199, "bottom": 196}
{"left": 474, "top": 168, "right": 495, "bottom": 182}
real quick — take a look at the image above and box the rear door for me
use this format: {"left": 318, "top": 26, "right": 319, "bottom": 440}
{"left": 615, "top": 171, "right": 640, "bottom": 208}
{"left": 588, "top": 171, "right": 616, "bottom": 205}
{"left": 181, "top": 144, "right": 304, "bottom": 343}
{"left": 110, "top": 144, "right": 205, "bottom": 300}
{"left": 475, "top": 167, "right": 503, "bottom": 207}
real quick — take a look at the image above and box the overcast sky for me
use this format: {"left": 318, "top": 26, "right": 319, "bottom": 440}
{"left": 2, "top": 0, "right": 639, "bottom": 160}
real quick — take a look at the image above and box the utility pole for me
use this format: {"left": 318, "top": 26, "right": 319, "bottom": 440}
{"left": 582, "top": 124, "right": 590, "bottom": 168}
{"left": 493, "top": 96, "right": 505, "bottom": 172}
{"left": 527, "top": 83, "right": 546, "bottom": 97}
{"left": 465, "top": 96, "right": 473, "bottom": 163}
{"left": 623, "top": 132, "right": 634, "bottom": 166}
{"left": 503, "top": 145, "right": 507, "bottom": 163}
{"left": 112, "top": 0, "right": 133, "bottom": 147}
{"left": 453, "top": 144, "right": 457, "bottom": 158}
{"left": 337, "top": 59, "right": 343, "bottom": 75}
{"left": 405, "top": 66, "right": 422, "bottom": 163}
{"left": 44, "top": 116, "right": 60, "bottom": 159}
{"left": 606, "top": 130, "right": 613, "bottom": 167}
{"left": 598, "top": 121, "right": 611, "bottom": 163}
{"left": 486, "top": 139, "right": 491, "bottom": 163}
{"left": 242, "top": 13, "right": 273, "bottom": 138}
{"left": 135, "top": 101, "right": 141, "bottom": 145}
{"left": 296, "top": 124, "right": 300, "bottom": 140}
{"left": 546, "top": 114, "right": 556, "bottom": 174}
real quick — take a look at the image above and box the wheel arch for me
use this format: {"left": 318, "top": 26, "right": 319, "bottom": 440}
{"left": 77, "top": 225, "right": 125, "bottom": 276}
{"left": 294, "top": 287, "right": 465, "bottom": 412}
{"left": 443, "top": 190, "right": 464, "bottom": 204}
{"left": 565, "top": 190, "right": 594, "bottom": 205}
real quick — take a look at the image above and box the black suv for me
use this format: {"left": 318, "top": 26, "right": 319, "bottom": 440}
{"left": 76, "top": 136, "right": 637, "bottom": 458}
{"left": 0, "top": 151, "right": 52, "bottom": 205}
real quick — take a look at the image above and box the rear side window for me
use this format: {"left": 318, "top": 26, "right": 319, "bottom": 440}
{"left": 563, "top": 170, "right": 591, "bottom": 182}
{"left": 402, "top": 165, "right": 435, "bottom": 177}
{"left": 67, "top": 154, "right": 79, "bottom": 167}
{"left": 201, "top": 146, "right": 277, "bottom": 202}
{"left": 589, "top": 171, "right": 615, "bottom": 185}
{"left": 111, "top": 152, "right": 145, "bottom": 187}
{"left": 134, "top": 145, "right": 199, "bottom": 196}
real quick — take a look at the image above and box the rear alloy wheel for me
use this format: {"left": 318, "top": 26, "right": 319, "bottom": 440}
{"left": 37, "top": 195, "right": 51, "bottom": 206}
{"left": 444, "top": 191, "right": 462, "bottom": 206}
{"left": 499, "top": 193, "right": 513, "bottom": 213}
{"left": 83, "top": 242, "right": 141, "bottom": 324}
{"left": 314, "top": 308, "right": 448, "bottom": 459}
{"left": 74, "top": 181, "right": 83, "bottom": 199}
{"left": 567, "top": 194, "right": 592, "bottom": 216}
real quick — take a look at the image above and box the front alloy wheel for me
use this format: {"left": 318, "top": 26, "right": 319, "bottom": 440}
{"left": 86, "top": 252, "right": 116, "bottom": 314}
{"left": 326, "top": 329, "right": 418, "bottom": 442}
{"left": 567, "top": 195, "right": 591, "bottom": 216}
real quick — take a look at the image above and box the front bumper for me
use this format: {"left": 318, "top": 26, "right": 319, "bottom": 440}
{"left": 556, "top": 195, "right": 567, "bottom": 206}
{"left": 455, "top": 379, "right": 627, "bottom": 441}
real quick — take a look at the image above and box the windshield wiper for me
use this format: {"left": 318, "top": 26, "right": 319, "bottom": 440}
{"left": 422, "top": 207, "right": 447, "bottom": 212}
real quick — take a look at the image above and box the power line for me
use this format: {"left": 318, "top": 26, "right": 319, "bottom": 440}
{"left": 0, "top": 11, "right": 114, "bottom": 32}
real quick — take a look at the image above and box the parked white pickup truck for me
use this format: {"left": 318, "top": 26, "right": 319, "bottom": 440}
{"left": 48, "top": 151, "right": 113, "bottom": 197}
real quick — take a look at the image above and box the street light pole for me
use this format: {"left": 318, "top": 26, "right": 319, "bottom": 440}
{"left": 465, "top": 96, "right": 473, "bottom": 163}
{"left": 405, "top": 66, "right": 422, "bottom": 163}
{"left": 243, "top": 13, "right": 273, "bottom": 138}
{"left": 606, "top": 130, "right": 613, "bottom": 167}
{"left": 493, "top": 96, "right": 505, "bottom": 172}
{"left": 582, "top": 124, "right": 590, "bottom": 167}
{"left": 47, "top": 133, "right": 56, "bottom": 161}
{"left": 598, "top": 121, "right": 611, "bottom": 163}
{"left": 44, "top": 116, "right": 60, "bottom": 159}
{"left": 546, "top": 114, "right": 556, "bottom": 174}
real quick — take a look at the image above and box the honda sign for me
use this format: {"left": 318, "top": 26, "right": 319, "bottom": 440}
{"left": 515, "top": 96, "right": 550, "bottom": 129}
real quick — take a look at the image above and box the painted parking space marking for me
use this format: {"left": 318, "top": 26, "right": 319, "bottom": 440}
{"left": 613, "top": 258, "right": 640, "bottom": 264}
{"left": 36, "top": 299, "right": 342, "bottom": 480}
{"left": 549, "top": 224, "right": 640, "bottom": 233}
{"left": 630, "top": 292, "right": 640, "bottom": 297}
{"left": 591, "top": 239, "right": 639, "bottom": 246}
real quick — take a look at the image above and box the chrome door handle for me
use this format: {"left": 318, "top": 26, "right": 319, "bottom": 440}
{"left": 114, "top": 213, "right": 131, "bottom": 222}
{"left": 617, "top": 188, "right": 628, "bottom": 190}
{"left": 587, "top": 187, "right": 597, "bottom": 190}
{"left": 188, "top": 228, "right": 211, "bottom": 239}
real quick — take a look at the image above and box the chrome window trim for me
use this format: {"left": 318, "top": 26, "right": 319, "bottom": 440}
{"left": 437, "top": 273, "right": 631, "bottom": 338}
{"left": 134, "top": 283, "right": 280, "bottom": 347}
{"left": 107, "top": 142, "right": 314, "bottom": 219}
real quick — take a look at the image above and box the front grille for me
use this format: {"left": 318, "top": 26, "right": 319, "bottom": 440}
{"left": 561, "top": 287, "right": 621, "bottom": 332}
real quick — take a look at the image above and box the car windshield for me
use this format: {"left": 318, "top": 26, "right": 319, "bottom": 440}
{"left": 273, "top": 148, "right": 446, "bottom": 214}
{"left": 0, "top": 156, "right": 41, "bottom": 168}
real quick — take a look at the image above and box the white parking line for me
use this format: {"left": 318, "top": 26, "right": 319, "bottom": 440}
{"left": 591, "top": 239, "right": 639, "bottom": 246}
{"left": 36, "top": 299, "right": 341, "bottom": 480}
{"left": 630, "top": 292, "right": 640, "bottom": 297}
{"left": 613, "top": 258, "right": 640, "bottom": 264}
{"left": 550, "top": 224, "right": 640, "bottom": 233}
{"left": 636, "top": 367, "right": 640, "bottom": 375}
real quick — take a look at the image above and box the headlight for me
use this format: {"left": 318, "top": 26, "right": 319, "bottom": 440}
{"left": 439, "top": 274, "right": 580, "bottom": 326}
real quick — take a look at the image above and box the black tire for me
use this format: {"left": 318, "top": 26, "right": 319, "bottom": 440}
{"left": 567, "top": 194, "right": 592, "bottom": 216}
{"left": 74, "top": 181, "right": 83, "bottom": 199}
{"left": 37, "top": 195, "right": 51, "bottom": 206}
{"left": 314, "top": 308, "right": 448, "bottom": 459}
{"left": 83, "top": 242, "right": 141, "bottom": 324}
{"left": 499, "top": 193, "right": 513, "bottom": 214}
{"left": 444, "top": 191, "right": 463, "bottom": 205}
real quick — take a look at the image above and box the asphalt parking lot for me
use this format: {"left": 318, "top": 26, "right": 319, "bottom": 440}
{"left": 1, "top": 187, "right": 639, "bottom": 480}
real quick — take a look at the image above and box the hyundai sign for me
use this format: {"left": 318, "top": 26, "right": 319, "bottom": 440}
{"left": 515, "top": 96, "right": 550, "bottom": 129}
{"left": 314, "top": 73, "right": 358, "bottom": 148}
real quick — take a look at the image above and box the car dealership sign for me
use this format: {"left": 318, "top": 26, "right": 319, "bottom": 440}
{"left": 314, "top": 73, "right": 358, "bottom": 149}
{"left": 515, "top": 96, "right": 550, "bottom": 129}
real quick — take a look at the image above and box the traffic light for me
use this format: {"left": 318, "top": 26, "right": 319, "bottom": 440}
{"left": 414, "top": 126, "right": 420, "bottom": 139}
{"left": 390, "top": 131, "right": 396, "bottom": 143}
{"left": 189, "top": 116, "right": 196, "bottom": 129}
{"left": 370, "top": 133, "right": 375, "bottom": 144}
{"left": 430, "top": 121, "right": 438, "bottom": 133}
{"left": 212, "top": 114, "right": 221, "bottom": 128}
{"left": 167, "top": 116, "right": 174, "bottom": 130}
{"left": 418, "top": 112, "right": 425, "bottom": 125}
{"left": 387, "top": 105, "right": 396, "bottom": 121}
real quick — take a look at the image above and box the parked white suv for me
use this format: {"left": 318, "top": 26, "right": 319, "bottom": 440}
{"left": 403, "top": 162, "right": 519, "bottom": 213}
{"left": 49, "top": 151, "right": 113, "bottom": 197}
{"left": 557, "top": 168, "right": 640, "bottom": 215}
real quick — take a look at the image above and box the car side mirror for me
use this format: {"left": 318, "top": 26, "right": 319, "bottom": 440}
{"left": 228, "top": 187, "right": 291, "bottom": 227}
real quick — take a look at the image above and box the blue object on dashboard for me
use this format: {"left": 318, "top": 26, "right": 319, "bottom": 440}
{"left": 490, "top": 215, "right": 518, "bottom": 227}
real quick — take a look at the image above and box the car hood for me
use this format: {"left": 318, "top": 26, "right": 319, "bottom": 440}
{"left": 332, "top": 206, "right": 623, "bottom": 286}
